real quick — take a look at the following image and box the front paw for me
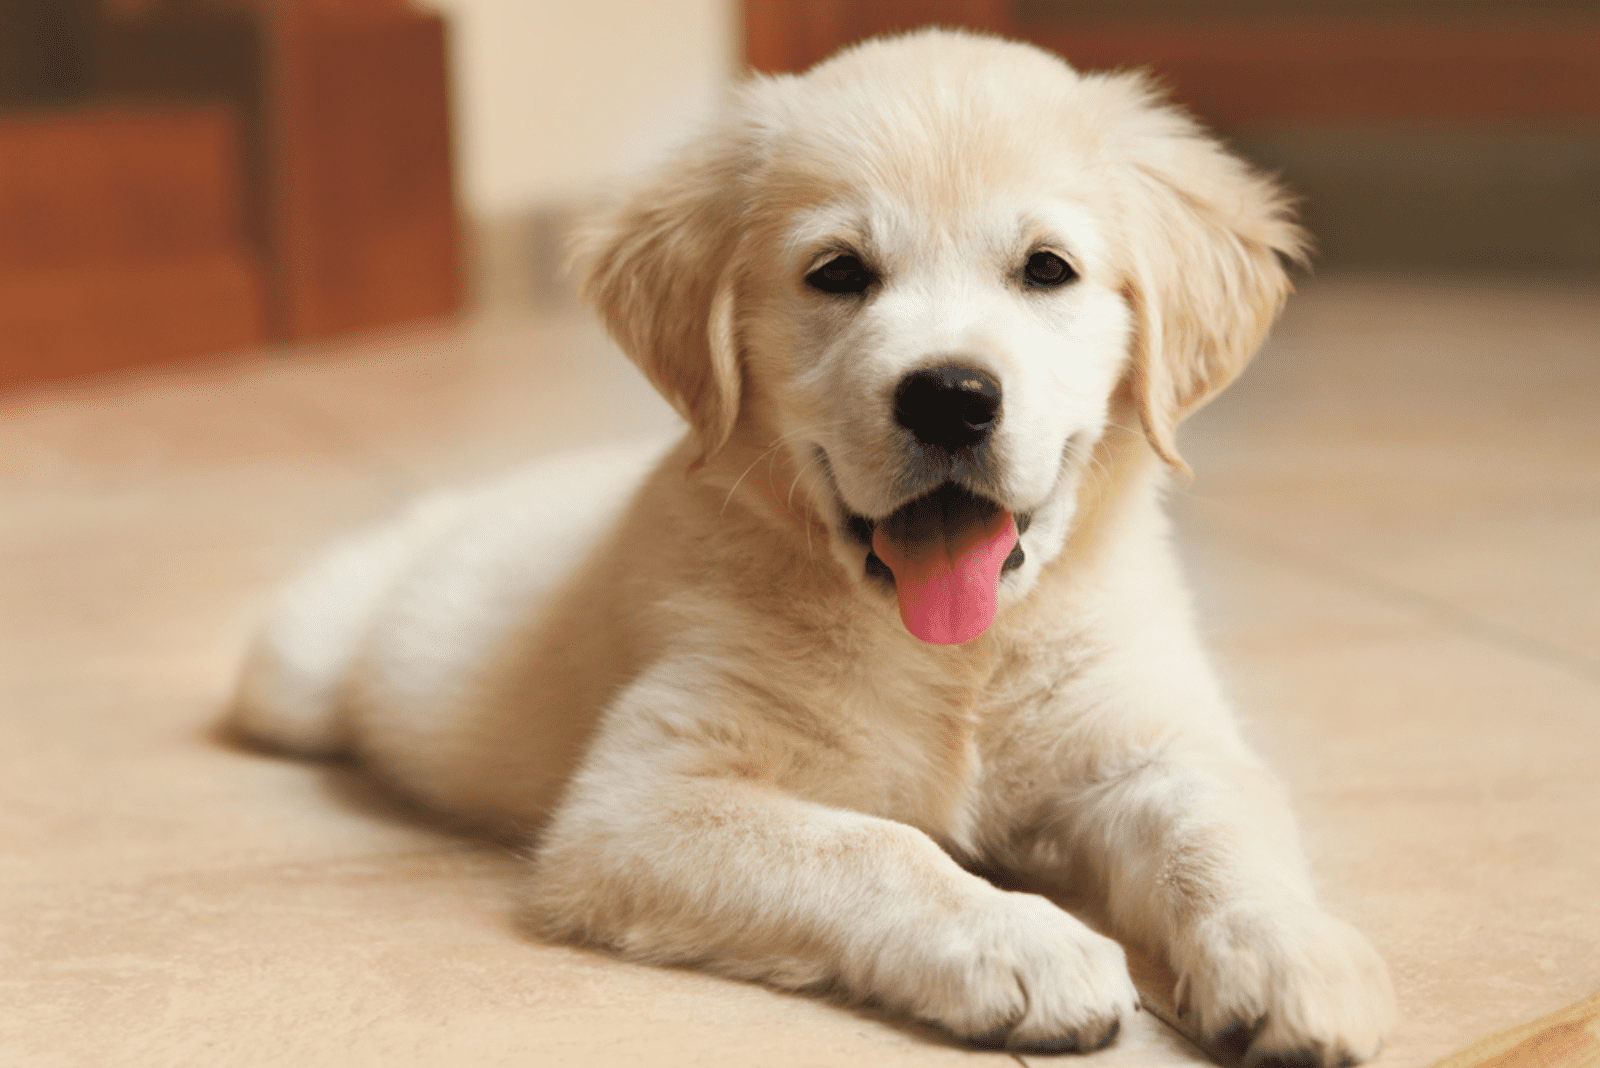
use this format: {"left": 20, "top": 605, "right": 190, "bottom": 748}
{"left": 872, "top": 891, "right": 1140, "bottom": 1053}
{"left": 1174, "top": 903, "right": 1396, "bottom": 1067}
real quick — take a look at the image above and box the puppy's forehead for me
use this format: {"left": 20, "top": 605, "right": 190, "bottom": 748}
{"left": 753, "top": 38, "right": 1111, "bottom": 241}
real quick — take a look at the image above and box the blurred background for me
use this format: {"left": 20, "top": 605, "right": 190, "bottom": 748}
{"left": 2, "top": 0, "right": 1597, "bottom": 391}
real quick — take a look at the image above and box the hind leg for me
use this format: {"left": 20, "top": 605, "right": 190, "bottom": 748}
{"left": 230, "top": 441, "right": 670, "bottom": 830}
{"left": 229, "top": 499, "right": 459, "bottom": 756}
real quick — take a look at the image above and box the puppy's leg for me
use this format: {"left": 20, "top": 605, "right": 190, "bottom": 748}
{"left": 1091, "top": 751, "right": 1392, "bottom": 1065}
{"left": 230, "top": 498, "right": 459, "bottom": 755}
{"left": 1008, "top": 733, "right": 1396, "bottom": 1065}
{"left": 529, "top": 673, "right": 1139, "bottom": 1052}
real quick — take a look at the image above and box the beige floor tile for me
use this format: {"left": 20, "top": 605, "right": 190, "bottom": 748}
{"left": 0, "top": 677, "right": 459, "bottom": 885}
{"left": 1, "top": 483, "right": 392, "bottom": 664}
{"left": 3, "top": 847, "right": 1197, "bottom": 1068}
{"left": 1173, "top": 517, "right": 1600, "bottom": 1067}
{"left": 0, "top": 354, "right": 394, "bottom": 498}
{"left": 1181, "top": 277, "right": 1600, "bottom": 664}
{"left": 0, "top": 381, "right": 435, "bottom": 887}
{"left": 254, "top": 314, "right": 684, "bottom": 489}
{"left": 0, "top": 343, "right": 413, "bottom": 669}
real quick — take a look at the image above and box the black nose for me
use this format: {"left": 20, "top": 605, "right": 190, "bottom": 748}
{"left": 894, "top": 365, "right": 1002, "bottom": 450}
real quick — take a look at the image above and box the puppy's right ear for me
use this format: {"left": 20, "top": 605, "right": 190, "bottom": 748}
{"left": 575, "top": 114, "right": 763, "bottom": 461}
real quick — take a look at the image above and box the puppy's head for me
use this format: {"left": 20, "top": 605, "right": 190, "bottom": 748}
{"left": 579, "top": 29, "right": 1305, "bottom": 644}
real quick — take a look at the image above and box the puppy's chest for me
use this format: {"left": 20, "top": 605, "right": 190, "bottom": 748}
{"left": 793, "top": 654, "right": 1003, "bottom": 854}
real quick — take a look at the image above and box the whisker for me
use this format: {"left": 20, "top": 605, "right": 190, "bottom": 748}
{"left": 719, "top": 422, "right": 843, "bottom": 518}
{"left": 1066, "top": 435, "right": 1113, "bottom": 490}
{"left": 786, "top": 451, "right": 826, "bottom": 511}
{"left": 763, "top": 420, "right": 847, "bottom": 502}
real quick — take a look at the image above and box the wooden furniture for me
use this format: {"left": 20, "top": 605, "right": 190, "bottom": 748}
{"left": 0, "top": 104, "right": 266, "bottom": 385}
{"left": 1, "top": 0, "right": 460, "bottom": 391}
{"left": 744, "top": 0, "right": 1600, "bottom": 134}
{"left": 266, "top": 4, "right": 460, "bottom": 341}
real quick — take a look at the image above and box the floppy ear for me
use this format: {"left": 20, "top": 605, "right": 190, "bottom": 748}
{"left": 574, "top": 119, "right": 757, "bottom": 460}
{"left": 1100, "top": 73, "right": 1309, "bottom": 474}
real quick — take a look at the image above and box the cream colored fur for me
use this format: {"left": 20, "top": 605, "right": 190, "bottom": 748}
{"left": 232, "top": 30, "right": 1395, "bottom": 1061}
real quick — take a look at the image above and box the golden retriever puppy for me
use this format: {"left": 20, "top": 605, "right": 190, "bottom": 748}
{"left": 233, "top": 29, "right": 1395, "bottom": 1062}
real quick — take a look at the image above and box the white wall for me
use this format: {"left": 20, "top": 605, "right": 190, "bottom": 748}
{"left": 419, "top": 0, "right": 739, "bottom": 219}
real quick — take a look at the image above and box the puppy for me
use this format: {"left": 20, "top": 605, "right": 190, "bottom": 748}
{"left": 233, "top": 29, "right": 1396, "bottom": 1061}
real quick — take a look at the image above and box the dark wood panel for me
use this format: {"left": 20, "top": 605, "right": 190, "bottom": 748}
{"left": 0, "top": 254, "right": 268, "bottom": 388}
{"left": 97, "top": 1, "right": 463, "bottom": 343}
{"left": 744, "top": 0, "right": 1600, "bottom": 131}
{"left": 0, "top": 106, "right": 246, "bottom": 269}
{"left": 1023, "top": 20, "right": 1600, "bottom": 129}
{"left": 745, "top": 0, "right": 1011, "bottom": 74}
{"left": 0, "top": 106, "right": 268, "bottom": 387}
{"left": 93, "top": 4, "right": 273, "bottom": 254}
{"left": 272, "top": 9, "right": 463, "bottom": 339}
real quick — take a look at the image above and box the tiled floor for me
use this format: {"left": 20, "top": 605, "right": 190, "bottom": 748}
{"left": 3, "top": 278, "right": 1596, "bottom": 1067}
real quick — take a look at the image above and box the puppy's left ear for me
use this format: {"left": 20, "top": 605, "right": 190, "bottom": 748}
{"left": 1103, "top": 74, "right": 1309, "bottom": 474}
{"left": 574, "top": 109, "right": 765, "bottom": 460}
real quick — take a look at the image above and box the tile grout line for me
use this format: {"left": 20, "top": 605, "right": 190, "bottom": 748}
{"left": 1181, "top": 496, "right": 1600, "bottom": 688}
{"left": 5, "top": 841, "right": 505, "bottom": 898}
{"left": 1137, "top": 995, "right": 1216, "bottom": 1062}
{"left": 1009, "top": 998, "right": 1215, "bottom": 1067}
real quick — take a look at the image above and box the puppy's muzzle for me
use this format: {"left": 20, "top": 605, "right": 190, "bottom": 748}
{"left": 894, "top": 364, "right": 1001, "bottom": 451}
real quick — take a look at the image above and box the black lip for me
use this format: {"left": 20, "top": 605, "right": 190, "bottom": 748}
{"left": 847, "top": 483, "right": 1029, "bottom": 584}
{"left": 846, "top": 512, "right": 875, "bottom": 548}
{"left": 864, "top": 550, "right": 895, "bottom": 584}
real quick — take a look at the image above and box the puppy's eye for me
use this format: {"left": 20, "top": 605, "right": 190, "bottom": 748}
{"left": 806, "top": 254, "right": 874, "bottom": 295}
{"left": 1023, "top": 251, "right": 1076, "bottom": 289}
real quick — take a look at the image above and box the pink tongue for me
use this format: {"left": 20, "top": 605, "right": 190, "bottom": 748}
{"left": 872, "top": 509, "right": 1017, "bottom": 645}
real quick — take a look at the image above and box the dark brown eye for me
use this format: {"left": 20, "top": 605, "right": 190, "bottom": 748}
{"left": 1023, "top": 250, "right": 1075, "bottom": 289}
{"left": 806, "top": 254, "right": 874, "bottom": 294}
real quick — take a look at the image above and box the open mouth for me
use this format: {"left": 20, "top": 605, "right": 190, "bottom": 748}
{"left": 844, "top": 483, "right": 1030, "bottom": 646}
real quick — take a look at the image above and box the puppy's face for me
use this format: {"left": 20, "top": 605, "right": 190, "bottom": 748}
{"left": 582, "top": 31, "right": 1303, "bottom": 644}
{"left": 739, "top": 128, "right": 1135, "bottom": 630}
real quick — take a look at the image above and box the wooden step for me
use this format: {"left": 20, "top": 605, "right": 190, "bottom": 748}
{"left": 0, "top": 104, "right": 268, "bottom": 387}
